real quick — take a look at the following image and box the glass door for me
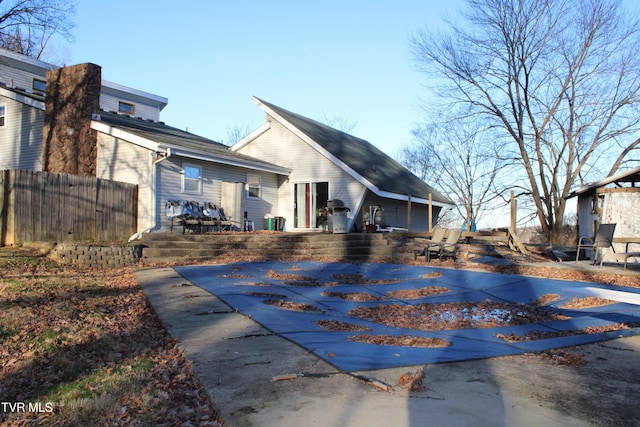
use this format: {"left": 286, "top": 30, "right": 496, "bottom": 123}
{"left": 294, "top": 182, "right": 328, "bottom": 229}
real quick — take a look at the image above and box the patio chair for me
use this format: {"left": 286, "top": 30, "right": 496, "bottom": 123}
{"left": 217, "top": 207, "right": 234, "bottom": 231}
{"left": 180, "top": 201, "right": 201, "bottom": 233}
{"left": 202, "top": 204, "right": 233, "bottom": 232}
{"left": 575, "top": 223, "right": 616, "bottom": 266}
{"left": 200, "top": 203, "right": 219, "bottom": 232}
{"left": 437, "top": 228, "right": 463, "bottom": 261}
{"left": 414, "top": 228, "right": 447, "bottom": 261}
{"left": 167, "top": 200, "right": 185, "bottom": 233}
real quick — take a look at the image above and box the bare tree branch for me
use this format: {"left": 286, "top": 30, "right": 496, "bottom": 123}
{"left": 0, "top": 0, "right": 76, "bottom": 60}
{"left": 410, "top": 0, "right": 640, "bottom": 244}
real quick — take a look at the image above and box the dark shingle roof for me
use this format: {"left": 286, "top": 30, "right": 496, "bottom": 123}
{"left": 96, "top": 111, "right": 289, "bottom": 174}
{"left": 256, "top": 98, "right": 452, "bottom": 205}
{"left": 98, "top": 111, "right": 231, "bottom": 154}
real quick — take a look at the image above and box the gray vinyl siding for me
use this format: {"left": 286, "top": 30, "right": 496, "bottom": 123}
{"left": 245, "top": 172, "right": 280, "bottom": 230}
{"left": 0, "top": 68, "right": 45, "bottom": 93}
{"left": 0, "top": 54, "right": 164, "bottom": 123}
{"left": 0, "top": 97, "right": 44, "bottom": 170}
{"left": 237, "top": 118, "right": 366, "bottom": 230}
{"left": 156, "top": 157, "right": 280, "bottom": 232}
{"left": 96, "top": 133, "right": 153, "bottom": 231}
{"left": 99, "top": 93, "right": 160, "bottom": 122}
{"left": 96, "top": 131, "right": 282, "bottom": 233}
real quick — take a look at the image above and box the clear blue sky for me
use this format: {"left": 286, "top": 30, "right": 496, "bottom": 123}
{"left": 66, "top": 1, "right": 463, "bottom": 154}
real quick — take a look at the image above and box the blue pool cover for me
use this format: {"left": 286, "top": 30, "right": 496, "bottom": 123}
{"left": 175, "top": 262, "right": 640, "bottom": 372}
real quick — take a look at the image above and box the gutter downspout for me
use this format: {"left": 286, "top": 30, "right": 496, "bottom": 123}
{"left": 128, "top": 147, "right": 172, "bottom": 241}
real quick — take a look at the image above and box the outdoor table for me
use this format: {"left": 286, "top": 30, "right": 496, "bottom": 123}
{"left": 605, "top": 237, "right": 640, "bottom": 269}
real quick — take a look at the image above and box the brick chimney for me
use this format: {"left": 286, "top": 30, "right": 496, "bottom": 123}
{"left": 42, "top": 63, "right": 101, "bottom": 176}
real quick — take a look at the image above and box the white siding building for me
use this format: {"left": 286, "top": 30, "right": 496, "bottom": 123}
{"left": 233, "top": 97, "right": 454, "bottom": 232}
{"left": 93, "top": 111, "right": 290, "bottom": 233}
{"left": 0, "top": 47, "right": 168, "bottom": 171}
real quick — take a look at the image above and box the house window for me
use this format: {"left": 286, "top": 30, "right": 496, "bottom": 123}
{"left": 0, "top": 104, "right": 5, "bottom": 128}
{"left": 182, "top": 164, "right": 202, "bottom": 194}
{"left": 33, "top": 79, "right": 46, "bottom": 94}
{"left": 118, "top": 101, "right": 135, "bottom": 115}
{"left": 247, "top": 174, "right": 261, "bottom": 198}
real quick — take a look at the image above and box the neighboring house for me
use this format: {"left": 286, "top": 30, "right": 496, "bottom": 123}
{"left": 232, "top": 97, "right": 454, "bottom": 232}
{"left": 0, "top": 47, "right": 168, "bottom": 171}
{"left": 0, "top": 85, "right": 44, "bottom": 170}
{"left": 567, "top": 166, "right": 640, "bottom": 252}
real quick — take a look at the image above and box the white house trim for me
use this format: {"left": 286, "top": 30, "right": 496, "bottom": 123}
{"left": 101, "top": 80, "right": 168, "bottom": 111}
{"left": 92, "top": 120, "right": 159, "bottom": 151}
{"left": 167, "top": 147, "right": 290, "bottom": 175}
{"left": 92, "top": 119, "right": 290, "bottom": 176}
{"left": 252, "top": 98, "right": 377, "bottom": 186}
{"left": 375, "top": 190, "right": 453, "bottom": 208}
{"left": 0, "top": 87, "right": 45, "bottom": 110}
{"left": 233, "top": 122, "right": 270, "bottom": 150}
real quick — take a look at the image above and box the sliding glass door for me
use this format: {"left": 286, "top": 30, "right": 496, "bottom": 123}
{"left": 294, "top": 182, "right": 328, "bottom": 229}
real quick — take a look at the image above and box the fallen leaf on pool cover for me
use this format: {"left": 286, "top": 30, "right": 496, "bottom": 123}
{"left": 349, "top": 334, "right": 450, "bottom": 348}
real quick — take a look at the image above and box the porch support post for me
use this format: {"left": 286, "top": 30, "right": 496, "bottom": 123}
{"left": 407, "top": 194, "right": 412, "bottom": 232}
{"left": 510, "top": 190, "right": 516, "bottom": 233}
{"left": 428, "top": 193, "right": 433, "bottom": 232}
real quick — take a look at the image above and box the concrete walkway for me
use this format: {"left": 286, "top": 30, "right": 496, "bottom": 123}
{"left": 136, "top": 265, "right": 640, "bottom": 426}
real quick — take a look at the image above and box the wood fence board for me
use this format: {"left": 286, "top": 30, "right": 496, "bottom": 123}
{"left": 0, "top": 170, "right": 138, "bottom": 244}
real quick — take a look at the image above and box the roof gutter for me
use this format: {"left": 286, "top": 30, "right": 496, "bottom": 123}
{"left": 128, "top": 147, "right": 172, "bottom": 241}
{"left": 165, "top": 147, "right": 290, "bottom": 175}
{"left": 373, "top": 189, "right": 455, "bottom": 209}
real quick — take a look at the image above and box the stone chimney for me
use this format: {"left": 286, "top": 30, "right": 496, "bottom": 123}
{"left": 42, "top": 63, "right": 101, "bottom": 176}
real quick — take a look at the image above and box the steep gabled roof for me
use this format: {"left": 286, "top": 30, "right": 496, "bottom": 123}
{"left": 250, "top": 97, "right": 453, "bottom": 206}
{"left": 92, "top": 111, "right": 290, "bottom": 175}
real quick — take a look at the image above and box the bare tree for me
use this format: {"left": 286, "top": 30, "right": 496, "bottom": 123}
{"left": 400, "top": 113, "right": 509, "bottom": 230}
{"left": 411, "top": 0, "right": 640, "bottom": 244}
{"left": 222, "top": 123, "right": 256, "bottom": 146}
{"left": 322, "top": 111, "right": 357, "bottom": 134}
{"left": 0, "top": 0, "right": 76, "bottom": 60}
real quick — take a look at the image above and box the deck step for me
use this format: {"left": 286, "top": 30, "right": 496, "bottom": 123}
{"left": 139, "top": 231, "right": 415, "bottom": 265}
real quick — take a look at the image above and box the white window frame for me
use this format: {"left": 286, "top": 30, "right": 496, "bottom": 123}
{"left": 0, "top": 103, "right": 6, "bottom": 128}
{"left": 247, "top": 173, "right": 261, "bottom": 198}
{"left": 182, "top": 163, "right": 202, "bottom": 195}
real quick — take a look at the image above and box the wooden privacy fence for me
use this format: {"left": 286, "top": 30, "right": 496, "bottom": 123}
{"left": 0, "top": 170, "right": 138, "bottom": 245}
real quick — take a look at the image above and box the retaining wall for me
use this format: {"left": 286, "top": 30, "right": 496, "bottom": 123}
{"left": 48, "top": 243, "right": 143, "bottom": 268}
